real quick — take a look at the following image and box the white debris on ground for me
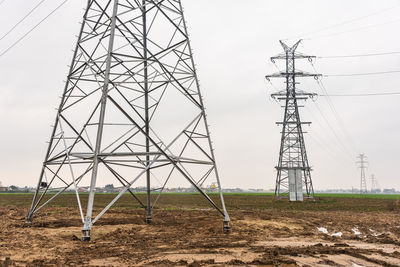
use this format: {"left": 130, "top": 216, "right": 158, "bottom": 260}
{"left": 352, "top": 263, "right": 365, "bottom": 267}
{"left": 317, "top": 227, "right": 342, "bottom": 237}
{"left": 369, "top": 229, "right": 382, "bottom": 237}
{"left": 331, "top": 232, "right": 343, "bottom": 237}
{"left": 317, "top": 227, "right": 328, "bottom": 234}
{"left": 352, "top": 227, "right": 361, "bottom": 235}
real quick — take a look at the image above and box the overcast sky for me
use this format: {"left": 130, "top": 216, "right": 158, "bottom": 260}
{"left": 0, "top": 0, "right": 399, "bottom": 190}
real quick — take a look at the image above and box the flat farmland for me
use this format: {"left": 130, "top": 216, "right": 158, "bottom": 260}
{"left": 1, "top": 193, "right": 400, "bottom": 266}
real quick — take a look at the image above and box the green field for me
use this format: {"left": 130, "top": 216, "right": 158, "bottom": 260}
{"left": 1, "top": 192, "right": 399, "bottom": 199}
{"left": 314, "top": 193, "right": 400, "bottom": 199}
{"left": 1, "top": 192, "right": 400, "bottom": 213}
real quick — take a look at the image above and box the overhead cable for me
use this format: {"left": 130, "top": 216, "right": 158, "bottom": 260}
{"left": 0, "top": 0, "right": 68, "bottom": 59}
{"left": 304, "top": 105, "right": 354, "bottom": 162}
{"left": 325, "top": 70, "right": 400, "bottom": 77}
{"left": 320, "top": 92, "right": 400, "bottom": 97}
{"left": 310, "top": 18, "right": 400, "bottom": 39}
{"left": 311, "top": 101, "right": 354, "bottom": 159}
{"left": 310, "top": 61, "right": 359, "bottom": 154}
{"left": 286, "top": 3, "right": 400, "bottom": 39}
{"left": 0, "top": 0, "right": 47, "bottom": 42}
{"left": 318, "top": 51, "right": 400, "bottom": 59}
{"left": 306, "top": 129, "right": 353, "bottom": 164}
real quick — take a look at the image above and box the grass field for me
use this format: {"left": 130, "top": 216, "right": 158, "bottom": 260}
{"left": 2, "top": 191, "right": 399, "bottom": 198}
{"left": 315, "top": 193, "right": 400, "bottom": 199}
{"left": 1, "top": 192, "right": 399, "bottom": 212}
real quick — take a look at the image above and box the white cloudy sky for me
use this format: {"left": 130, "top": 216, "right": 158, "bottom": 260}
{"left": 0, "top": 0, "right": 399, "bottom": 190}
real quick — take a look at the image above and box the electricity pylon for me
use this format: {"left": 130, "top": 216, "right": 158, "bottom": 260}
{"left": 266, "top": 40, "right": 321, "bottom": 201}
{"left": 370, "top": 174, "right": 379, "bottom": 193}
{"left": 26, "top": 0, "right": 230, "bottom": 241}
{"left": 356, "top": 154, "right": 368, "bottom": 194}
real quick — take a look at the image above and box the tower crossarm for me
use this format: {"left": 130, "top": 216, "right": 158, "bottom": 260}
{"left": 276, "top": 166, "right": 312, "bottom": 171}
{"left": 271, "top": 53, "right": 316, "bottom": 62}
{"left": 266, "top": 71, "right": 322, "bottom": 80}
{"left": 271, "top": 92, "right": 316, "bottom": 99}
{"left": 276, "top": 122, "right": 311, "bottom": 125}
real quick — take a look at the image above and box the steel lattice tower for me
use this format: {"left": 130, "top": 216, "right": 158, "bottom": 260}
{"left": 26, "top": 0, "right": 230, "bottom": 241}
{"left": 370, "top": 174, "right": 379, "bottom": 193}
{"left": 357, "top": 154, "right": 368, "bottom": 194}
{"left": 266, "top": 40, "right": 320, "bottom": 201}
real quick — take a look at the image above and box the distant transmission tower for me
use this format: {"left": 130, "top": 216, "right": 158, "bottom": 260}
{"left": 266, "top": 40, "right": 321, "bottom": 201}
{"left": 356, "top": 154, "right": 368, "bottom": 194}
{"left": 370, "top": 174, "right": 379, "bottom": 193}
{"left": 26, "top": 0, "right": 230, "bottom": 241}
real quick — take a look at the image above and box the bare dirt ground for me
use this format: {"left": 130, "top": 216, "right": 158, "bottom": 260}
{"left": 1, "top": 194, "right": 400, "bottom": 266}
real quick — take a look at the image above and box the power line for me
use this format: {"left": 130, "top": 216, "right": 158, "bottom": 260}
{"left": 306, "top": 131, "right": 343, "bottom": 162}
{"left": 325, "top": 70, "right": 400, "bottom": 77}
{"left": 320, "top": 92, "right": 400, "bottom": 97}
{"left": 271, "top": 43, "right": 354, "bottom": 161}
{"left": 304, "top": 105, "right": 355, "bottom": 162}
{"left": 307, "top": 130, "right": 355, "bottom": 166}
{"left": 310, "top": 61, "right": 359, "bottom": 154}
{"left": 286, "top": 3, "right": 400, "bottom": 39}
{"left": 265, "top": 78, "right": 279, "bottom": 92}
{"left": 310, "top": 18, "right": 400, "bottom": 40}
{"left": 266, "top": 66, "right": 350, "bottom": 161}
{"left": 0, "top": 0, "right": 47, "bottom": 42}
{"left": 317, "top": 79, "right": 359, "bottom": 154}
{"left": 311, "top": 100, "right": 354, "bottom": 159}
{"left": 0, "top": 0, "right": 68, "bottom": 59}
{"left": 319, "top": 51, "right": 400, "bottom": 59}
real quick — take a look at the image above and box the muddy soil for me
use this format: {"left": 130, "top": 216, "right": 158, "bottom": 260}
{"left": 1, "top": 194, "right": 400, "bottom": 266}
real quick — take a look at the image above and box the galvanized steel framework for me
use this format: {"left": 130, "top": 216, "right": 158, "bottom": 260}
{"left": 370, "top": 174, "right": 378, "bottom": 193}
{"left": 266, "top": 40, "right": 320, "bottom": 201}
{"left": 26, "top": 0, "right": 230, "bottom": 240}
{"left": 357, "top": 154, "right": 368, "bottom": 194}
